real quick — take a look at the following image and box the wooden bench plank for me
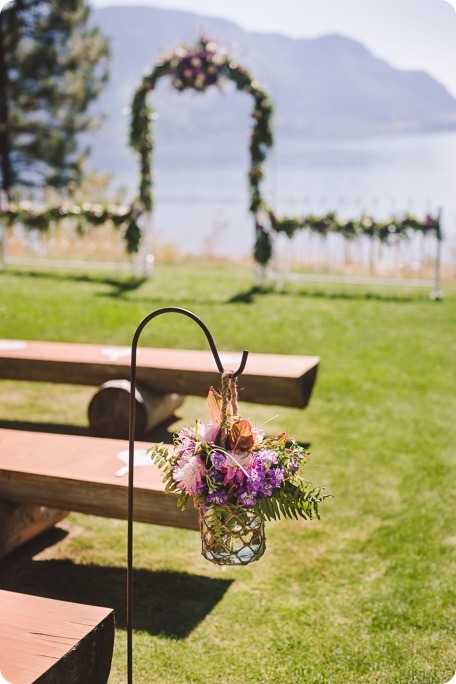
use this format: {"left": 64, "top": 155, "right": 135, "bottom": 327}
{"left": 0, "top": 340, "right": 319, "bottom": 408}
{"left": 0, "top": 429, "right": 199, "bottom": 531}
{"left": 0, "top": 590, "right": 114, "bottom": 683}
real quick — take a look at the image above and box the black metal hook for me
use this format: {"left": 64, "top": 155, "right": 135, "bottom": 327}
{"left": 126, "top": 307, "right": 249, "bottom": 683}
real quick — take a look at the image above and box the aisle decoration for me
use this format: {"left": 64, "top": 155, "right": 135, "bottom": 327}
{"left": 150, "top": 371, "right": 329, "bottom": 565}
{"left": 267, "top": 210, "right": 442, "bottom": 243}
{"left": 1, "top": 199, "right": 142, "bottom": 253}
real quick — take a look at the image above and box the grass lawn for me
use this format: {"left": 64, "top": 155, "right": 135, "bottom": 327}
{"left": 0, "top": 262, "right": 455, "bottom": 683}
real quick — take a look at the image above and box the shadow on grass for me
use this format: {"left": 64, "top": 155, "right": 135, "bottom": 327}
{"left": 5, "top": 268, "right": 146, "bottom": 298}
{"left": 0, "top": 530, "right": 232, "bottom": 639}
{"left": 228, "top": 284, "right": 428, "bottom": 304}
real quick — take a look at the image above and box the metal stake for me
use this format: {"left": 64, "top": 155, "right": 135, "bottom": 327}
{"left": 127, "top": 306, "right": 248, "bottom": 683}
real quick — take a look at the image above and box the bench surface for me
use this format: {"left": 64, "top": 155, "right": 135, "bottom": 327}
{"left": 0, "top": 590, "right": 114, "bottom": 684}
{"left": 0, "top": 429, "right": 199, "bottom": 531}
{"left": 0, "top": 339, "right": 319, "bottom": 408}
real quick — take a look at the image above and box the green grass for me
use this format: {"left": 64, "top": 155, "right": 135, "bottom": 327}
{"left": 0, "top": 262, "right": 455, "bottom": 683}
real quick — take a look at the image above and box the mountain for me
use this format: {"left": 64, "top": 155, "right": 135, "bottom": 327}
{"left": 85, "top": 5, "right": 456, "bottom": 188}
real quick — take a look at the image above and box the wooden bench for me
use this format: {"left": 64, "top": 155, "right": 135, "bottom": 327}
{"left": 0, "top": 589, "right": 114, "bottom": 683}
{"left": 0, "top": 428, "right": 198, "bottom": 559}
{"left": 0, "top": 339, "right": 319, "bottom": 437}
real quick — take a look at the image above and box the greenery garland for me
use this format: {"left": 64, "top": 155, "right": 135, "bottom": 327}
{"left": 267, "top": 210, "right": 442, "bottom": 242}
{"left": 1, "top": 200, "right": 142, "bottom": 253}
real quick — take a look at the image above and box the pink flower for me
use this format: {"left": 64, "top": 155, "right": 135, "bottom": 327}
{"left": 197, "top": 421, "right": 220, "bottom": 444}
{"left": 173, "top": 453, "right": 205, "bottom": 496}
{"left": 223, "top": 450, "right": 255, "bottom": 484}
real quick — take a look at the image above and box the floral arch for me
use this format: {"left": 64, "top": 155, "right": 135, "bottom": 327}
{"left": 128, "top": 37, "right": 275, "bottom": 265}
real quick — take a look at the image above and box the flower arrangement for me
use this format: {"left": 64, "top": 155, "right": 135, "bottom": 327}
{"left": 168, "top": 40, "right": 226, "bottom": 92}
{"left": 149, "top": 371, "right": 329, "bottom": 565}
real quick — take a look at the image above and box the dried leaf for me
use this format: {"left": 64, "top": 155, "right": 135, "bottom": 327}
{"left": 206, "top": 387, "right": 222, "bottom": 423}
{"left": 229, "top": 419, "right": 255, "bottom": 451}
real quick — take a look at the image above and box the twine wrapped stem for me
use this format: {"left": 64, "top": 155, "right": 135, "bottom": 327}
{"left": 220, "top": 370, "right": 238, "bottom": 448}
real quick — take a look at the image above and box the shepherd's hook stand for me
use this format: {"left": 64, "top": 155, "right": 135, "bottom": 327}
{"left": 127, "top": 306, "right": 249, "bottom": 683}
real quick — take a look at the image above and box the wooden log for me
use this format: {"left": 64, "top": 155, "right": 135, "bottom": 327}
{"left": 88, "top": 379, "right": 184, "bottom": 439}
{"left": 0, "top": 589, "right": 114, "bottom": 683}
{"left": 0, "top": 499, "right": 67, "bottom": 560}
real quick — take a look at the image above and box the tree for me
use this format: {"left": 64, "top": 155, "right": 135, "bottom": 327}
{"left": 0, "top": 0, "right": 110, "bottom": 196}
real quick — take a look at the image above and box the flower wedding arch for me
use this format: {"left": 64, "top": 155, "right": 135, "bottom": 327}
{"left": 129, "top": 36, "right": 275, "bottom": 264}
{"left": 128, "top": 36, "right": 442, "bottom": 266}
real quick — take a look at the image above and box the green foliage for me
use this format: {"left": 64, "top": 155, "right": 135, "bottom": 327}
{"left": 255, "top": 481, "right": 327, "bottom": 522}
{"left": 268, "top": 210, "right": 442, "bottom": 242}
{"left": 0, "top": 0, "right": 110, "bottom": 191}
{"left": 254, "top": 228, "right": 273, "bottom": 265}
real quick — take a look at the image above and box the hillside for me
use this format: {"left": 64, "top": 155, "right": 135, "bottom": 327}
{"left": 84, "top": 5, "right": 456, "bottom": 183}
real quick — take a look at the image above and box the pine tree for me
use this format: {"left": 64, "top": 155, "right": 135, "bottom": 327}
{"left": 0, "top": 0, "right": 110, "bottom": 195}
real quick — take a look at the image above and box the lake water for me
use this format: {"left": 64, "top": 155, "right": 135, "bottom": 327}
{"left": 146, "top": 129, "right": 456, "bottom": 268}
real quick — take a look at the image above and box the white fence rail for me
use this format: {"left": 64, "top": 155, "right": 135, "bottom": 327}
{"left": 270, "top": 227, "right": 443, "bottom": 298}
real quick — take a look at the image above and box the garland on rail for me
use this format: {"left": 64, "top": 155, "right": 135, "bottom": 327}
{"left": 0, "top": 200, "right": 142, "bottom": 253}
{"left": 258, "top": 210, "right": 442, "bottom": 263}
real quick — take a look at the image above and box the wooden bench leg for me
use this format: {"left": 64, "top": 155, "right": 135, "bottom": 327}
{"left": 0, "top": 500, "right": 68, "bottom": 560}
{"left": 88, "top": 379, "right": 185, "bottom": 439}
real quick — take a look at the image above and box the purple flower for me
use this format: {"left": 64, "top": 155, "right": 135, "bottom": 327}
{"left": 210, "top": 452, "right": 226, "bottom": 470}
{"left": 212, "top": 469, "right": 225, "bottom": 483}
{"left": 289, "top": 458, "right": 300, "bottom": 475}
{"left": 206, "top": 490, "right": 228, "bottom": 506}
{"left": 238, "top": 491, "right": 257, "bottom": 507}
{"left": 195, "top": 481, "right": 208, "bottom": 495}
{"left": 255, "top": 449, "right": 278, "bottom": 469}
{"left": 248, "top": 466, "right": 266, "bottom": 492}
{"left": 268, "top": 467, "right": 285, "bottom": 488}
{"left": 259, "top": 483, "right": 274, "bottom": 498}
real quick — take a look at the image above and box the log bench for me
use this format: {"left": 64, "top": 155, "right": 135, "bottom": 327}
{"left": 0, "top": 589, "right": 114, "bottom": 683}
{"left": 0, "top": 339, "right": 319, "bottom": 438}
{"left": 0, "top": 428, "right": 198, "bottom": 559}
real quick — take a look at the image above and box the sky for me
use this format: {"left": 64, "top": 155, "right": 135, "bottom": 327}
{"left": 87, "top": 0, "right": 456, "bottom": 96}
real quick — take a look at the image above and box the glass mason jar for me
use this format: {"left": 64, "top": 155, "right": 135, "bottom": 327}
{"left": 199, "top": 504, "right": 266, "bottom": 565}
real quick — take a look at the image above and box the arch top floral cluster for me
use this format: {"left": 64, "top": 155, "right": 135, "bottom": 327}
{"left": 167, "top": 39, "right": 227, "bottom": 91}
